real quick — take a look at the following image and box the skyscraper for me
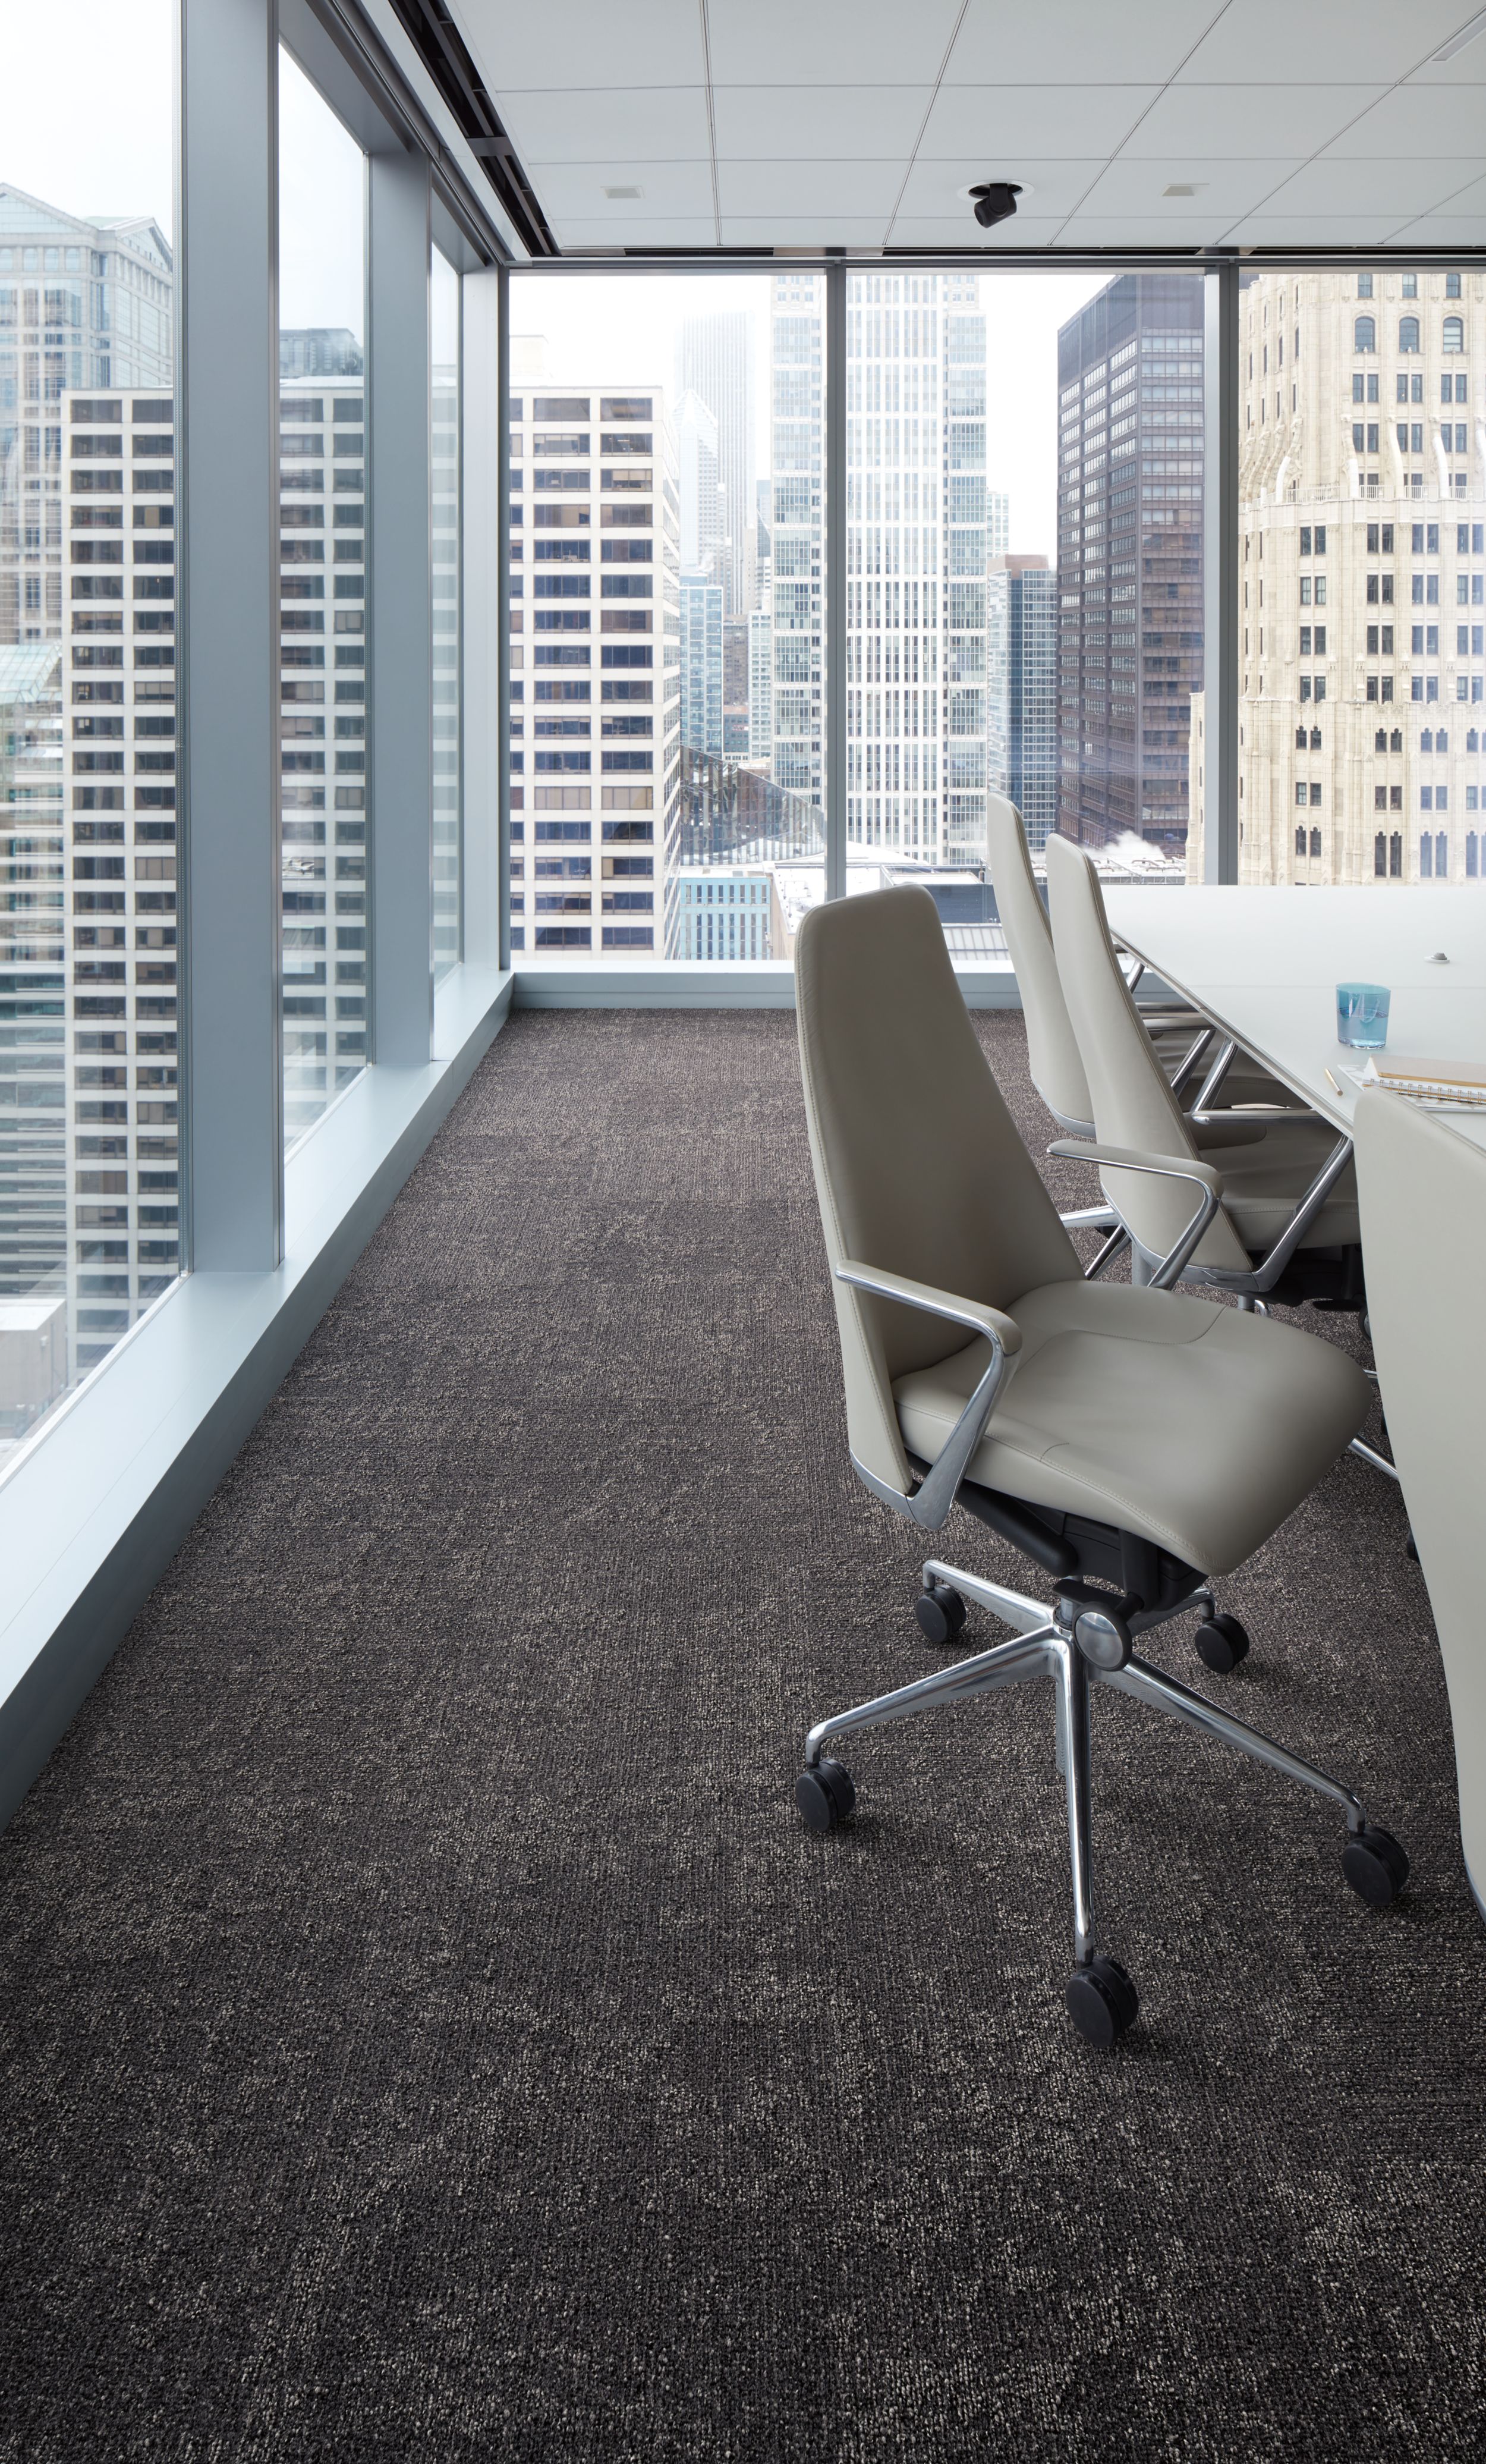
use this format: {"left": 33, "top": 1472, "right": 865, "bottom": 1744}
{"left": 676, "top": 313, "right": 755, "bottom": 617}
{"left": 988, "top": 554, "right": 1059, "bottom": 848}
{"left": 747, "top": 608, "right": 772, "bottom": 765}
{"left": 768, "top": 269, "right": 1002, "bottom": 866}
{"left": 506, "top": 383, "right": 680, "bottom": 956}
{"left": 1189, "top": 266, "right": 1486, "bottom": 889}
{"left": 675, "top": 388, "right": 722, "bottom": 579}
{"left": 1056, "top": 274, "right": 1204, "bottom": 851}
{"left": 679, "top": 573, "right": 723, "bottom": 755}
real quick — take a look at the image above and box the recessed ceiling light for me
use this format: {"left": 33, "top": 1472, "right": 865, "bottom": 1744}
{"left": 1163, "top": 183, "right": 1207, "bottom": 197}
{"left": 603, "top": 185, "right": 643, "bottom": 200}
{"left": 1434, "top": 8, "right": 1486, "bottom": 62}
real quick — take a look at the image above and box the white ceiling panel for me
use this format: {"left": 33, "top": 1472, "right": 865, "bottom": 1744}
{"left": 541, "top": 217, "right": 720, "bottom": 249}
{"left": 1057, "top": 213, "right": 1249, "bottom": 247}
{"left": 495, "top": 86, "right": 713, "bottom": 165}
{"left": 1222, "top": 212, "right": 1446, "bottom": 245}
{"left": 1390, "top": 213, "right": 1486, "bottom": 243}
{"left": 717, "top": 159, "right": 905, "bottom": 218}
{"left": 895, "top": 159, "right": 1106, "bottom": 222}
{"left": 711, "top": 86, "right": 935, "bottom": 160}
{"left": 528, "top": 161, "right": 716, "bottom": 219}
{"left": 456, "top": 0, "right": 706, "bottom": 90}
{"left": 1260, "top": 158, "right": 1483, "bottom": 216}
{"left": 1318, "top": 81, "right": 1486, "bottom": 155}
{"left": 920, "top": 84, "right": 1163, "bottom": 157}
{"left": 947, "top": 0, "right": 1211, "bottom": 86}
{"left": 718, "top": 217, "right": 895, "bottom": 246}
{"left": 1075, "top": 157, "right": 1305, "bottom": 217}
{"left": 1119, "top": 83, "right": 1387, "bottom": 158}
{"left": 887, "top": 215, "right": 1072, "bottom": 249}
{"left": 706, "top": 0, "right": 965, "bottom": 85}
{"left": 1175, "top": 1, "right": 1469, "bottom": 85}
{"left": 1409, "top": 168, "right": 1486, "bottom": 214}
{"left": 1406, "top": 45, "right": 1486, "bottom": 83}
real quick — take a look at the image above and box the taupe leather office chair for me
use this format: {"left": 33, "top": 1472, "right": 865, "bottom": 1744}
{"left": 1355, "top": 1089, "right": 1486, "bottom": 1920}
{"left": 794, "top": 883, "right": 1407, "bottom": 2047}
{"left": 1044, "top": 833, "right": 1366, "bottom": 1313}
{"left": 987, "top": 793, "right": 1293, "bottom": 1137}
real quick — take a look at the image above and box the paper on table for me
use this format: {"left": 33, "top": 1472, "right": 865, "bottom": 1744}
{"left": 1344, "top": 1053, "right": 1486, "bottom": 1108}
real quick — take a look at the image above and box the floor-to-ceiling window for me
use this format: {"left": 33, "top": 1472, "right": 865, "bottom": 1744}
{"left": 0, "top": 0, "right": 180, "bottom": 1462}
{"left": 1232, "top": 264, "right": 1486, "bottom": 889}
{"left": 277, "top": 50, "right": 368, "bottom": 1145}
{"left": 432, "top": 244, "right": 461, "bottom": 979}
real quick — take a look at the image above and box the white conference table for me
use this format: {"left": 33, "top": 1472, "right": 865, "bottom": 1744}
{"left": 1103, "top": 887, "right": 1486, "bottom": 1155}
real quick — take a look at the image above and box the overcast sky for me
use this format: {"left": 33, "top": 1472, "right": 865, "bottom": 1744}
{"left": 514, "top": 269, "right": 1107, "bottom": 560}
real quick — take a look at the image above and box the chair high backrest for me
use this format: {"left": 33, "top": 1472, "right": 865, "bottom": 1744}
{"left": 1044, "top": 833, "right": 1249, "bottom": 1273}
{"left": 1355, "top": 1089, "right": 1486, "bottom": 1910}
{"left": 986, "top": 793, "right": 1094, "bottom": 1132}
{"left": 795, "top": 884, "right": 1077, "bottom": 1495}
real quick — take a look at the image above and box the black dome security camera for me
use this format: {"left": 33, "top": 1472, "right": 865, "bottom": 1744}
{"left": 970, "top": 181, "right": 1022, "bottom": 231}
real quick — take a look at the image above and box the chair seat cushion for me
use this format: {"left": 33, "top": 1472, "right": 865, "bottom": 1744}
{"left": 1207, "top": 1118, "right": 1360, "bottom": 1250}
{"left": 893, "top": 1280, "right": 1370, "bottom": 1576}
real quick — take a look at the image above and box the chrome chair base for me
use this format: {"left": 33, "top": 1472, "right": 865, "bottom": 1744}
{"left": 798, "top": 1561, "right": 1408, "bottom": 2045}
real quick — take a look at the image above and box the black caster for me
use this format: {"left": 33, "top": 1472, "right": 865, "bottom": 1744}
{"left": 795, "top": 1758, "right": 855, "bottom": 1833}
{"left": 915, "top": 1580, "right": 968, "bottom": 1647}
{"left": 1195, "top": 1611, "right": 1250, "bottom": 1674}
{"left": 1066, "top": 1954, "right": 1139, "bottom": 2049}
{"left": 1342, "top": 1824, "right": 1409, "bottom": 1907}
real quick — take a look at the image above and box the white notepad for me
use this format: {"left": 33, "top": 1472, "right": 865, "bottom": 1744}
{"left": 1344, "top": 1054, "right": 1486, "bottom": 1109}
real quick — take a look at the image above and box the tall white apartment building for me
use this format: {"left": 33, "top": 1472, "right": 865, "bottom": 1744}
{"left": 769, "top": 270, "right": 1006, "bottom": 866}
{"left": 278, "top": 354, "right": 367, "bottom": 1140}
{"left": 507, "top": 385, "right": 681, "bottom": 957}
{"left": 59, "top": 389, "right": 178, "bottom": 1383}
{"left": 748, "top": 608, "right": 772, "bottom": 763}
{"left": 1188, "top": 268, "right": 1486, "bottom": 886}
{"left": 676, "top": 314, "right": 755, "bottom": 617}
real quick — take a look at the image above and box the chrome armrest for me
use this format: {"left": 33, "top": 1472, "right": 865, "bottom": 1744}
{"left": 1047, "top": 1139, "right": 1224, "bottom": 1292}
{"left": 835, "top": 1259, "right": 1023, "bottom": 1532}
{"left": 1243, "top": 1133, "right": 1355, "bottom": 1292}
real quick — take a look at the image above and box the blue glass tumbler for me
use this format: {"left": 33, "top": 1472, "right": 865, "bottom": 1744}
{"left": 1336, "top": 983, "right": 1390, "bottom": 1049}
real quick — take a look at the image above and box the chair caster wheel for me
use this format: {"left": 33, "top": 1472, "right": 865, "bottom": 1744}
{"left": 1342, "top": 1823, "right": 1409, "bottom": 1907}
{"left": 1065, "top": 1954, "right": 1139, "bottom": 2049}
{"left": 915, "top": 1580, "right": 967, "bottom": 1646}
{"left": 1195, "top": 1611, "right": 1249, "bottom": 1674}
{"left": 795, "top": 1758, "right": 855, "bottom": 1834}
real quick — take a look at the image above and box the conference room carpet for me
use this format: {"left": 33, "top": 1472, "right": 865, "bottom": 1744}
{"left": 2, "top": 1008, "right": 1482, "bottom": 2463}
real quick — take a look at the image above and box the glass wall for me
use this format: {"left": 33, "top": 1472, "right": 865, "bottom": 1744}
{"left": 508, "top": 271, "right": 820, "bottom": 964}
{"left": 0, "top": 0, "right": 179, "bottom": 1463}
{"left": 431, "top": 245, "right": 461, "bottom": 978}
{"left": 277, "top": 51, "right": 368, "bottom": 1145}
{"left": 1230, "top": 266, "right": 1486, "bottom": 888}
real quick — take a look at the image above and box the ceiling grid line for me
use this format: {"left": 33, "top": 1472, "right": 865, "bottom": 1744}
{"left": 1047, "top": 2, "right": 1236, "bottom": 246}
{"left": 1207, "top": 11, "right": 1486, "bottom": 244}
{"left": 881, "top": 0, "right": 974, "bottom": 248}
{"left": 697, "top": 0, "right": 722, "bottom": 247}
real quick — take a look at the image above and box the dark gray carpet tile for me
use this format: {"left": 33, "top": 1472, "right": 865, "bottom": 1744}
{"left": 2, "top": 1008, "right": 1484, "bottom": 2464}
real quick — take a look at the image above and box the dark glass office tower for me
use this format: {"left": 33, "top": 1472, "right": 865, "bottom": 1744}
{"left": 1056, "top": 274, "right": 1204, "bottom": 851}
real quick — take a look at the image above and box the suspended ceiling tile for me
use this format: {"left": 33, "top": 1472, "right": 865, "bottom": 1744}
{"left": 887, "top": 215, "right": 1075, "bottom": 250}
{"left": 1175, "top": 0, "right": 1469, "bottom": 84}
{"left": 716, "top": 159, "right": 905, "bottom": 218}
{"left": 706, "top": 0, "right": 966, "bottom": 84}
{"left": 1075, "top": 157, "right": 1305, "bottom": 218}
{"left": 496, "top": 86, "right": 713, "bottom": 164}
{"left": 1411, "top": 168, "right": 1486, "bottom": 213}
{"left": 1055, "top": 213, "right": 1243, "bottom": 247}
{"left": 541, "top": 216, "right": 722, "bottom": 249}
{"left": 1221, "top": 212, "right": 1438, "bottom": 246}
{"left": 1317, "top": 81, "right": 1486, "bottom": 154}
{"left": 896, "top": 158, "right": 1106, "bottom": 222}
{"left": 921, "top": 83, "right": 1163, "bottom": 156}
{"left": 711, "top": 84, "right": 936, "bottom": 159}
{"left": 456, "top": 1, "right": 707, "bottom": 90}
{"left": 1120, "top": 83, "right": 1389, "bottom": 158}
{"left": 1260, "top": 157, "right": 1485, "bottom": 218}
{"left": 529, "top": 161, "right": 717, "bottom": 219}
{"left": 947, "top": 0, "right": 1210, "bottom": 85}
{"left": 717, "top": 215, "right": 892, "bottom": 246}
{"left": 1389, "top": 212, "right": 1486, "bottom": 243}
